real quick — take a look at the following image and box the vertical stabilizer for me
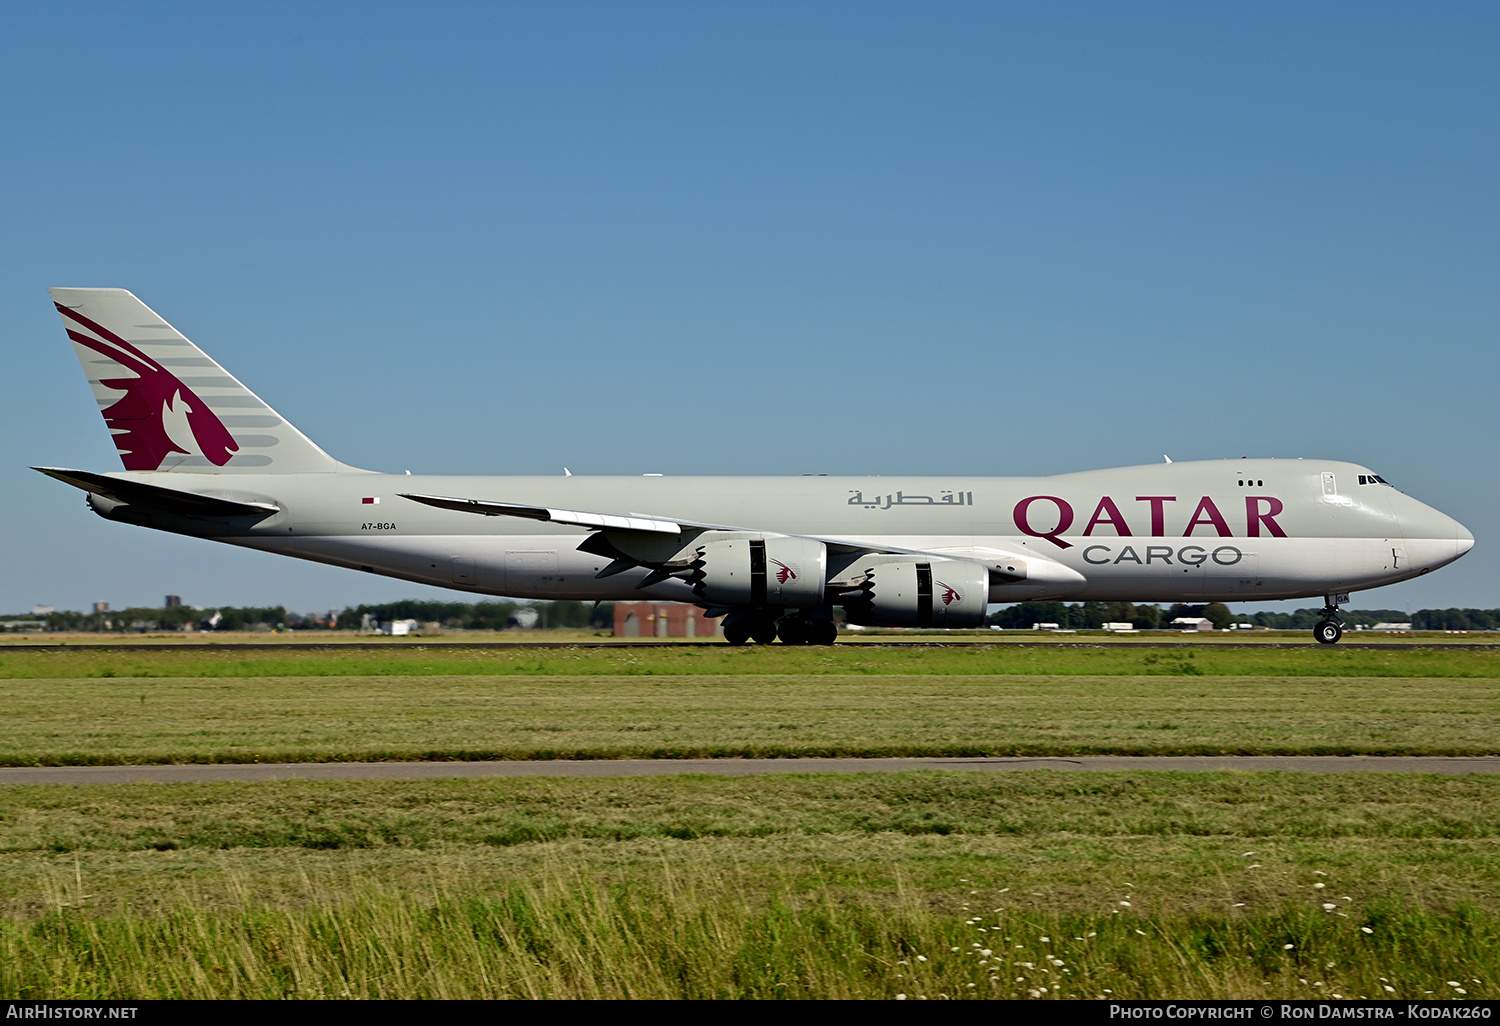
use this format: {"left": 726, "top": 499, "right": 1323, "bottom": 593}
{"left": 51, "top": 288, "right": 353, "bottom": 474}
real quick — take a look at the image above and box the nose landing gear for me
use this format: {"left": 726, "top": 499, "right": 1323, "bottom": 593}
{"left": 1313, "top": 593, "right": 1349, "bottom": 644}
{"left": 1314, "top": 619, "right": 1343, "bottom": 644}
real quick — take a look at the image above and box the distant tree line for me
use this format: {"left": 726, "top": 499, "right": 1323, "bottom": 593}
{"left": 3, "top": 601, "right": 1494, "bottom": 633}
{"left": 1, "top": 600, "right": 615, "bottom": 632}
{"left": 988, "top": 603, "right": 1500, "bottom": 631}
{"left": 333, "top": 600, "right": 612, "bottom": 631}
{"left": 0, "top": 605, "right": 296, "bottom": 633}
{"left": 1232, "top": 608, "right": 1496, "bottom": 630}
{"left": 989, "top": 602, "right": 1236, "bottom": 630}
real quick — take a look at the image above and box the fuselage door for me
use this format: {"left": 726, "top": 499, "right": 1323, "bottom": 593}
{"left": 1389, "top": 544, "right": 1407, "bottom": 572}
{"left": 506, "top": 550, "right": 559, "bottom": 594}
{"left": 1208, "top": 551, "right": 1261, "bottom": 595}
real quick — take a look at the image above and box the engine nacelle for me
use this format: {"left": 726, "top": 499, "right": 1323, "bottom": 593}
{"left": 841, "top": 558, "right": 989, "bottom": 628}
{"left": 688, "top": 537, "right": 828, "bottom": 608}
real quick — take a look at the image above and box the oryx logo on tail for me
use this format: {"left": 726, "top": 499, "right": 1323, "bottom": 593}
{"left": 57, "top": 302, "right": 238, "bottom": 471}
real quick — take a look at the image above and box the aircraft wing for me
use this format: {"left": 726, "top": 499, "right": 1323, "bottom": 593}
{"left": 399, "top": 492, "right": 707, "bottom": 535}
{"left": 399, "top": 491, "right": 921, "bottom": 556}
{"left": 396, "top": 491, "right": 1073, "bottom": 587}
{"left": 33, "top": 467, "right": 280, "bottom": 518}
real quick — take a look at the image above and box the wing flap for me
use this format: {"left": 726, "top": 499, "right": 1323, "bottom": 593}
{"left": 399, "top": 493, "right": 683, "bottom": 534}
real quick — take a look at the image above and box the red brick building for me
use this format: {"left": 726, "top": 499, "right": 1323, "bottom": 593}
{"left": 613, "top": 602, "right": 722, "bottom": 638}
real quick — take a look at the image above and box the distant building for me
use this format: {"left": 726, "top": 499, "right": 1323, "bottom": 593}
{"left": 1102, "top": 622, "right": 1135, "bottom": 632}
{"left": 1171, "top": 617, "right": 1213, "bottom": 631}
{"left": 614, "top": 602, "right": 722, "bottom": 638}
{"left": 165, "top": 595, "right": 182, "bottom": 608}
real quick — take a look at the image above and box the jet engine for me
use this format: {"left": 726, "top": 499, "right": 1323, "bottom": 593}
{"left": 840, "top": 558, "right": 988, "bottom": 628}
{"left": 686, "top": 537, "right": 828, "bottom": 608}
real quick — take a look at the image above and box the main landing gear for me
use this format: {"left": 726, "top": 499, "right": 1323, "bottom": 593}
{"left": 1313, "top": 593, "right": 1348, "bottom": 645}
{"left": 722, "top": 610, "right": 837, "bottom": 646}
{"left": 722, "top": 610, "right": 778, "bottom": 646}
{"left": 775, "top": 616, "right": 839, "bottom": 646}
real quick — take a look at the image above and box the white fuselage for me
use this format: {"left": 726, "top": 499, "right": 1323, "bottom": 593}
{"left": 114, "top": 457, "right": 1473, "bottom": 606}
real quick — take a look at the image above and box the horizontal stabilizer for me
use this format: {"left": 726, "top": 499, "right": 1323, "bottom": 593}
{"left": 33, "top": 467, "right": 280, "bottom": 518}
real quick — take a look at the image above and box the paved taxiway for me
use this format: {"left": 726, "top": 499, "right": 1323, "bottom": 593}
{"left": 3, "top": 756, "right": 1498, "bottom": 784}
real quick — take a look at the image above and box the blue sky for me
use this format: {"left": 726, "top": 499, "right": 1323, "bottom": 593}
{"left": 3, "top": 1, "right": 1495, "bottom": 616}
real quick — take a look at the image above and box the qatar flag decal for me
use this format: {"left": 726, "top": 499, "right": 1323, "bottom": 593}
{"left": 362, "top": 497, "right": 380, "bottom": 504}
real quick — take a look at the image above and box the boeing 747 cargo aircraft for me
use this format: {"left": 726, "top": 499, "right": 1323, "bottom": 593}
{"left": 36, "top": 289, "right": 1474, "bottom": 645}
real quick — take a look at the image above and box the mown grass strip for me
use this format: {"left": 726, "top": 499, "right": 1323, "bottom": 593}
{"left": 1, "top": 643, "right": 1496, "bottom": 679}
{"left": 2, "top": 672, "right": 1496, "bottom": 765}
{"left": 6, "top": 772, "right": 1500, "bottom": 853}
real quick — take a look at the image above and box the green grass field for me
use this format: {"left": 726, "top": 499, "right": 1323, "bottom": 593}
{"left": 0, "top": 645, "right": 1495, "bottom": 764}
{"left": 2, "top": 772, "right": 1497, "bottom": 999}
{"left": 2, "top": 643, "right": 1497, "bottom": 999}
{"left": 3, "top": 640, "right": 1497, "bottom": 678}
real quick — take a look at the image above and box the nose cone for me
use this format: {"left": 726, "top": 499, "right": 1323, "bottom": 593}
{"left": 1397, "top": 496, "right": 1474, "bottom": 570}
{"left": 1456, "top": 521, "right": 1476, "bottom": 558}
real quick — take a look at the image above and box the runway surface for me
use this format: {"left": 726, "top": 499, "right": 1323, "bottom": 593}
{"left": 3, "top": 755, "right": 1498, "bottom": 784}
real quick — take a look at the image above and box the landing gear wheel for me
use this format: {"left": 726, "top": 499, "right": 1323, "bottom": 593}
{"left": 810, "top": 620, "right": 838, "bottom": 645}
{"left": 1314, "top": 620, "right": 1343, "bottom": 645}
{"left": 776, "top": 619, "right": 809, "bottom": 645}
{"left": 724, "top": 622, "right": 751, "bottom": 646}
{"left": 749, "top": 618, "right": 778, "bottom": 645}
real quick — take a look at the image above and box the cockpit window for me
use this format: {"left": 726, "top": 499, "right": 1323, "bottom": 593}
{"left": 1358, "top": 474, "right": 1392, "bottom": 486}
